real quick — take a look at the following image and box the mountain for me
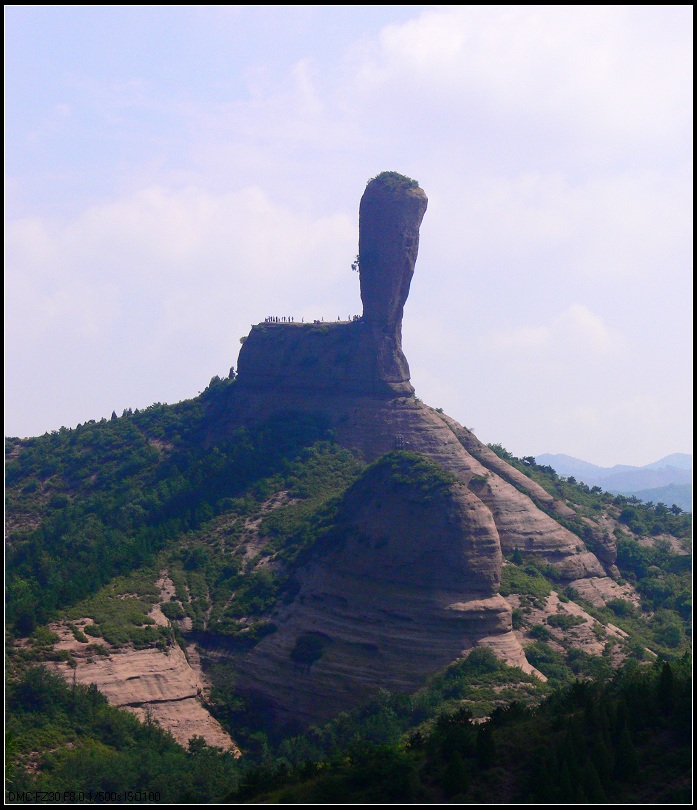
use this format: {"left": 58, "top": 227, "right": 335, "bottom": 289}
{"left": 535, "top": 453, "right": 635, "bottom": 479}
{"left": 216, "top": 173, "right": 618, "bottom": 721}
{"left": 535, "top": 452, "right": 692, "bottom": 497}
{"left": 5, "top": 172, "right": 692, "bottom": 802}
{"left": 627, "top": 484, "right": 692, "bottom": 513}
{"left": 643, "top": 453, "right": 693, "bottom": 471}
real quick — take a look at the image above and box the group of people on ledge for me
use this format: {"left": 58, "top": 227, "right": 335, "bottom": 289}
{"left": 263, "top": 315, "right": 362, "bottom": 324}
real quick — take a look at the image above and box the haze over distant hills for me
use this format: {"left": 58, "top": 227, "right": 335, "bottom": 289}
{"left": 535, "top": 452, "right": 692, "bottom": 511}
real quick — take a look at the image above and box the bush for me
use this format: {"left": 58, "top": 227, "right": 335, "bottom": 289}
{"left": 83, "top": 624, "right": 102, "bottom": 637}
{"left": 650, "top": 611, "right": 685, "bottom": 649}
{"left": 161, "top": 601, "right": 186, "bottom": 621}
{"left": 529, "top": 624, "right": 552, "bottom": 641}
{"left": 547, "top": 614, "right": 586, "bottom": 630}
{"left": 607, "top": 599, "right": 635, "bottom": 618}
{"left": 290, "top": 632, "right": 332, "bottom": 666}
{"left": 460, "top": 647, "right": 501, "bottom": 675}
{"left": 499, "top": 566, "right": 552, "bottom": 600}
{"left": 31, "top": 627, "right": 60, "bottom": 648}
{"left": 524, "top": 641, "right": 573, "bottom": 685}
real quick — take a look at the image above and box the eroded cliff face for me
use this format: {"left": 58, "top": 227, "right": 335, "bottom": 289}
{"left": 227, "top": 390, "right": 610, "bottom": 581}
{"left": 48, "top": 575, "right": 238, "bottom": 752}
{"left": 237, "top": 173, "right": 427, "bottom": 398}
{"left": 236, "top": 319, "right": 413, "bottom": 398}
{"left": 215, "top": 171, "right": 615, "bottom": 721}
{"left": 233, "top": 454, "right": 527, "bottom": 725}
{"left": 358, "top": 173, "right": 427, "bottom": 337}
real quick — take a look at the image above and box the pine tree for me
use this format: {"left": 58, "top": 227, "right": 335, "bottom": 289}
{"left": 442, "top": 750, "right": 469, "bottom": 798}
{"left": 657, "top": 661, "right": 675, "bottom": 716}
{"left": 590, "top": 735, "right": 613, "bottom": 789}
{"left": 582, "top": 759, "right": 608, "bottom": 803}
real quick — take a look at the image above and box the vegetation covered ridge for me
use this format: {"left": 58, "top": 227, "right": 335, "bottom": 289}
{"left": 227, "top": 652, "right": 691, "bottom": 804}
{"left": 5, "top": 386, "right": 691, "bottom": 804}
{"left": 5, "top": 376, "right": 342, "bottom": 636}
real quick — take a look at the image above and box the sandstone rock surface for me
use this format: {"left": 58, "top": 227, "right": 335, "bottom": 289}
{"left": 358, "top": 173, "right": 428, "bottom": 336}
{"left": 236, "top": 172, "right": 426, "bottom": 398}
{"left": 226, "top": 390, "right": 608, "bottom": 581}
{"left": 215, "top": 171, "right": 612, "bottom": 721}
{"left": 234, "top": 455, "right": 511, "bottom": 723}
{"left": 49, "top": 586, "right": 237, "bottom": 752}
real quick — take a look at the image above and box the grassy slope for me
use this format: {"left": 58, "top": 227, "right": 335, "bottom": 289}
{"left": 5, "top": 386, "right": 692, "bottom": 802}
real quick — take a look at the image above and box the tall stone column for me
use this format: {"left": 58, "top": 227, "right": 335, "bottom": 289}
{"left": 358, "top": 172, "right": 428, "bottom": 340}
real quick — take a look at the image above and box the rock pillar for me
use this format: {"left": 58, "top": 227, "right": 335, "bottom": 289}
{"left": 358, "top": 172, "right": 428, "bottom": 340}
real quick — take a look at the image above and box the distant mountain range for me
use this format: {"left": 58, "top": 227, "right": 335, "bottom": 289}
{"left": 535, "top": 453, "right": 692, "bottom": 512}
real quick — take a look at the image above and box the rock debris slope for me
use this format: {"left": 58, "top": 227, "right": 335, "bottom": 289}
{"left": 218, "top": 172, "right": 616, "bottom": 722}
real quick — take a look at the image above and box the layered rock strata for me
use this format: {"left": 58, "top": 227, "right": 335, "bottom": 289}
{"left": 50, "top": 634, "right": 237, "bottom": 751}
{"left": 219, "top": 171, "right": 614, "bottom": 721}
{"left": 234, "top": 455, "right": 530, "bottom": 724}
{"left": 225, "top": 392, "right": 608, "bottom": 581}
{"left": 49, "top": 581, "right": 238, "bottom": 752}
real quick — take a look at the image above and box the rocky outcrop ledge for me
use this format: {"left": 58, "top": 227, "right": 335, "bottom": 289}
{"left": 48, "top": 577, "right": 238, "bottom": 752}
{"left": 236, "top": 172, "right": 427, "bottom": 398}
{"left": 234, "top": 453, "right": 540, "bottom": 724}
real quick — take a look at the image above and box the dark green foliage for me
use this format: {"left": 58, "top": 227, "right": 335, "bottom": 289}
{"left": 5, "top": 388, "right": 337, "bottom": 633}
{"left": 351, "top": 450, "right": 458, "bottom": 503}
{"left": 615, "top": 534, "right": 691, "bottom": 619}
{"left": 6, "top": 667, "right": 241, "bottom": 802}
{"left": 290, "top": 632, "right": 332, "bottom": 667}
{"left": 457, "top": 646, "right": 502, "bottom": 676}
{"left": 230, "top": 655, "right": 691, "bottom": 805}
{"left": 368, "top": 170, "right": 420, "bottom": 190}
{"left": 160, "top": 601, "right": 186, "bottom": 621}
{"left": 475, "top": 723, "right": 496, "bottom": 769}
{"left": 547, "top": 613, "right": 586, "bottom": 630}
{"left": 524, "top": 641, "right": 575, "bottom": 685}
{"left": 511, "top": 608, "right": 525, "bottom": 629}
{"left": 82, "top": 624, "right": 102, "bottom": 637}
{"left": 529, "top": 623, "right": 552, "bottom": 640}
{"left": 499, "top": 565, "right": 552, "bottom": 601}
{"left": 442, "top": 750, "right": 469, "bottom": 797}
{"left": 69, "top": 625, "right": 89, "bottom": 643}
{"left": 5, "top": 384, "right": 691, "bottom": 802}
{"left": 614, "top": 724, "right": 639, "bottom": 781}
{"left": 606, "top": 597, "right": 636, "bottom": 617}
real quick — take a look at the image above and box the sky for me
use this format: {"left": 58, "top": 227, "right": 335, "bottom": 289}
{"left": 5, "top": 5, "right": 693, "bottom": 467}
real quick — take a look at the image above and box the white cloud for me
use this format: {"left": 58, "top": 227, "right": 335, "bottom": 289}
{"left": 478, "top": 304, "right": 626, "bottom": 386}
{"left": 485, "top": 303, "right": 624, "bottom": 363}
{"left": 5, "top": 185, "right": 356, "bottom": 436}
{"left": 4, "top": 6, "right": 692, "bottom": 464}
{"left": 348, "top": 6, "right": 691, "bottom": 148}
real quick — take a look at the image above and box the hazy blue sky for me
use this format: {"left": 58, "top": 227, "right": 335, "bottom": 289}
{"left": 5, "top": 6, "right": 692, "bottom": 466}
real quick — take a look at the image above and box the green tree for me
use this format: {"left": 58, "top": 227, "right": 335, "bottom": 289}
{"left": 442, "top": 751, "right": 469, "bottom": 798}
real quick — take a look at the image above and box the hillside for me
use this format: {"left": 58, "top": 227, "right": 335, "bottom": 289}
{"left": 5, "top": 390, "right": 691, "bottom": 802}
{"left": 5, "top": 172, "right": 692, "bottom": 803}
